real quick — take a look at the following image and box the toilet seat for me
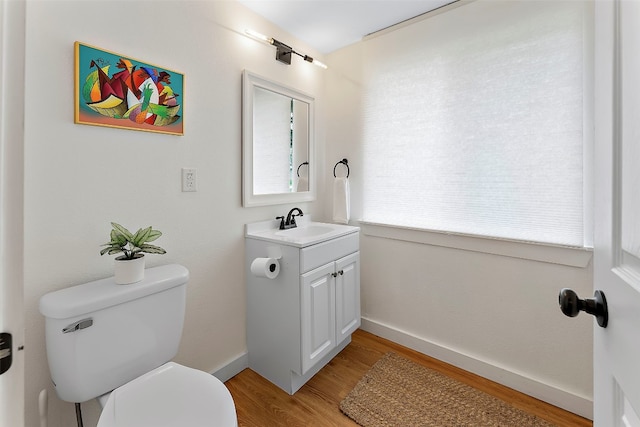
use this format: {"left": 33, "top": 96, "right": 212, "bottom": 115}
{"left": 97, "top": 362, "right": 237, "bottom": 427}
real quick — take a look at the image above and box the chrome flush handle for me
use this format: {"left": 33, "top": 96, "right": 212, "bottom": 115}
{"left": 62, "top": 318, "right": 93, "bottom": 334}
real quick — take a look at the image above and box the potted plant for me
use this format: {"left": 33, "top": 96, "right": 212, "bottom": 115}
{"left": 100, "top": 222, "right": 166, "bottom": 284}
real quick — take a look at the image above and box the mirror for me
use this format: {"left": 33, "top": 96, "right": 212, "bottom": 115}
{"left": 242, "top": 70, "right": 315, "bottom": 207}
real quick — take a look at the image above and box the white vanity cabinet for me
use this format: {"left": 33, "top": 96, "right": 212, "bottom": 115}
{"left": 245, "top": 222, "right": 360, "bottom": 394}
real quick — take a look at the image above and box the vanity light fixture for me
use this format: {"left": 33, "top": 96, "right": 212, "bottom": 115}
{"left": 245, "top": 29, "right": 328, "bottom": 70}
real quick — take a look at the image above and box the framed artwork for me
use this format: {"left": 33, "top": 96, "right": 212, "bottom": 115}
{"left": 74, "top": 41, "right": 184, "bottom": 135}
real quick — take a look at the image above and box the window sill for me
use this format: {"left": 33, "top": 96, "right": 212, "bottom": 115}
{"left": 358, "top": 221, "right": 593, "bottom": 268}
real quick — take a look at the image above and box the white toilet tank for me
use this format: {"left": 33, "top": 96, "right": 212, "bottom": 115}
{"left": 39, "top": 264, "right": 189, "bottom": 403}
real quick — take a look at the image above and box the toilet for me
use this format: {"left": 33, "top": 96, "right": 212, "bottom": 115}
{"left": 39, "top": 264, "right": 237, "bottom": 427}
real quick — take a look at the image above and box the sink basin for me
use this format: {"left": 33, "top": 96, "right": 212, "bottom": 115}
{"left": 246, "top": 219, "right": 359, "bottom": 247}
{"left": 275, "top": 225, "right": 335, "bottom": 239}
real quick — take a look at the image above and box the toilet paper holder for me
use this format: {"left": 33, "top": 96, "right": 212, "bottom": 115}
{"left": 250, "top": 246, "right": 283, "bottom": 279}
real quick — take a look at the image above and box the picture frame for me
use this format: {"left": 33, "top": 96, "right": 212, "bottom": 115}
{"left": 74, "top": 41, "right": 184, "bottom": 136}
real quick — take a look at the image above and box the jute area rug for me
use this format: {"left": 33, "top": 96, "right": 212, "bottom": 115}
{"left": 340, "top": 352, "right": 555, "bottom": 427}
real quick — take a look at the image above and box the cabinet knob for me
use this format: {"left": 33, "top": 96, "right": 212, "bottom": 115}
{"left": 331, "top": 272, "right": 337, "bottom": 278}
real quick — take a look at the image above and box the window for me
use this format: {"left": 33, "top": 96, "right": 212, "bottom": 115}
{"left": 361, "top": 1, "right": 591, "bottom": 248}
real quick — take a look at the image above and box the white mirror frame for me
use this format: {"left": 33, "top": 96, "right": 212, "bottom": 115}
{"left": 242, "top": 70, "right": 315, "bottom": 207}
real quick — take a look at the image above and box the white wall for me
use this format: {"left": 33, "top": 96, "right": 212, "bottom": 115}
{"left": 22, "top": 1, "right": 326, "bottom": 426}
{"left": 324, "top": 10, "right": 594, "bottom": 419}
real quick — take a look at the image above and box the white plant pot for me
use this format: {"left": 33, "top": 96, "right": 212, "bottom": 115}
{"left": 114, "top": 255, "right": 145, "bottom": 285}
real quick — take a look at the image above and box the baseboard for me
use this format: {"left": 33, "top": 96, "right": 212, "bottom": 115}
{"left": 211, "top": 351, "right": 249, "bottom": 383}
{"left": 360, "top": 317, "right": 593, "bottom": 420}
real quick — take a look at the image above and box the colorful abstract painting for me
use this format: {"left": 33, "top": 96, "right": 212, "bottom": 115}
{"left": 74, "top": 42, "right": 184, "bottom": 135}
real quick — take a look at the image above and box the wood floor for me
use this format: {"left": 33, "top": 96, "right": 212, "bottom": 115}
{"left": 225, "top": 329, "right": 592, "bottom": 427}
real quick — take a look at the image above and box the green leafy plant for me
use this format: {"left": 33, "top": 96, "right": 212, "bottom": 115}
{"left": 100, "top": 222, "right": 166, "bottom": 260}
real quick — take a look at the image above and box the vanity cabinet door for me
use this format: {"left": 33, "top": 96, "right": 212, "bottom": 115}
{"left": 335, "top": 252, "right": 360, "bottom": 344}
{"left": 301, "top": 262, "right": 336, "bottom": 374}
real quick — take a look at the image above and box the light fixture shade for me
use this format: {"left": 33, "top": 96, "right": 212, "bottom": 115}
{"left": 245, "top": 29, "right": 273, "bottom": 44}
{"left": 303, "top": 55, "right": 328, "bottom": 69}
{"left": 311, "top": 59, "right": 328, "bottom": 69}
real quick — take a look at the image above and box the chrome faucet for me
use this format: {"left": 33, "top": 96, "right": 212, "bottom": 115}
{"left": 276, "top": 207, "right": 304, "bottom": 230}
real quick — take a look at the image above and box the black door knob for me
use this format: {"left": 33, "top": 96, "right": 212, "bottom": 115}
{"left": 558, "top": 288, "right": 608, "bottom": 328}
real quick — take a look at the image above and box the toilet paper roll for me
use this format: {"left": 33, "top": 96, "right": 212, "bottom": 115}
{"left": 250, "top": 257, "right": 280, "bottom": 279}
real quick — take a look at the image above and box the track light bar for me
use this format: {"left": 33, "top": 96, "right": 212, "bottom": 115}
{"left": 245, "top": 29, "right": 328, "bottom": 69}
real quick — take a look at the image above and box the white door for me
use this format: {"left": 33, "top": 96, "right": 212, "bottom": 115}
{"left": 335, "top": 252, "right": 360, "bottom": 344}
{"left": 593, "top": 0, "right": 640, "bottom": 424}
{"left": 300, "top": 263, "right": 336, "bottom": 374}
{"left": 0, "top": 0, "right": 25, "bottom": 425}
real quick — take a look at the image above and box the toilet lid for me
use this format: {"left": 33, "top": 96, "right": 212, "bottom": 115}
{"left": 97, "top": 362, "right": 237, "bottom": 427}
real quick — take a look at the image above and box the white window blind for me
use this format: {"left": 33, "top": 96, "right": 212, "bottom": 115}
{"left": 361, "top": 1, "right": 589, "bottom": 247}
